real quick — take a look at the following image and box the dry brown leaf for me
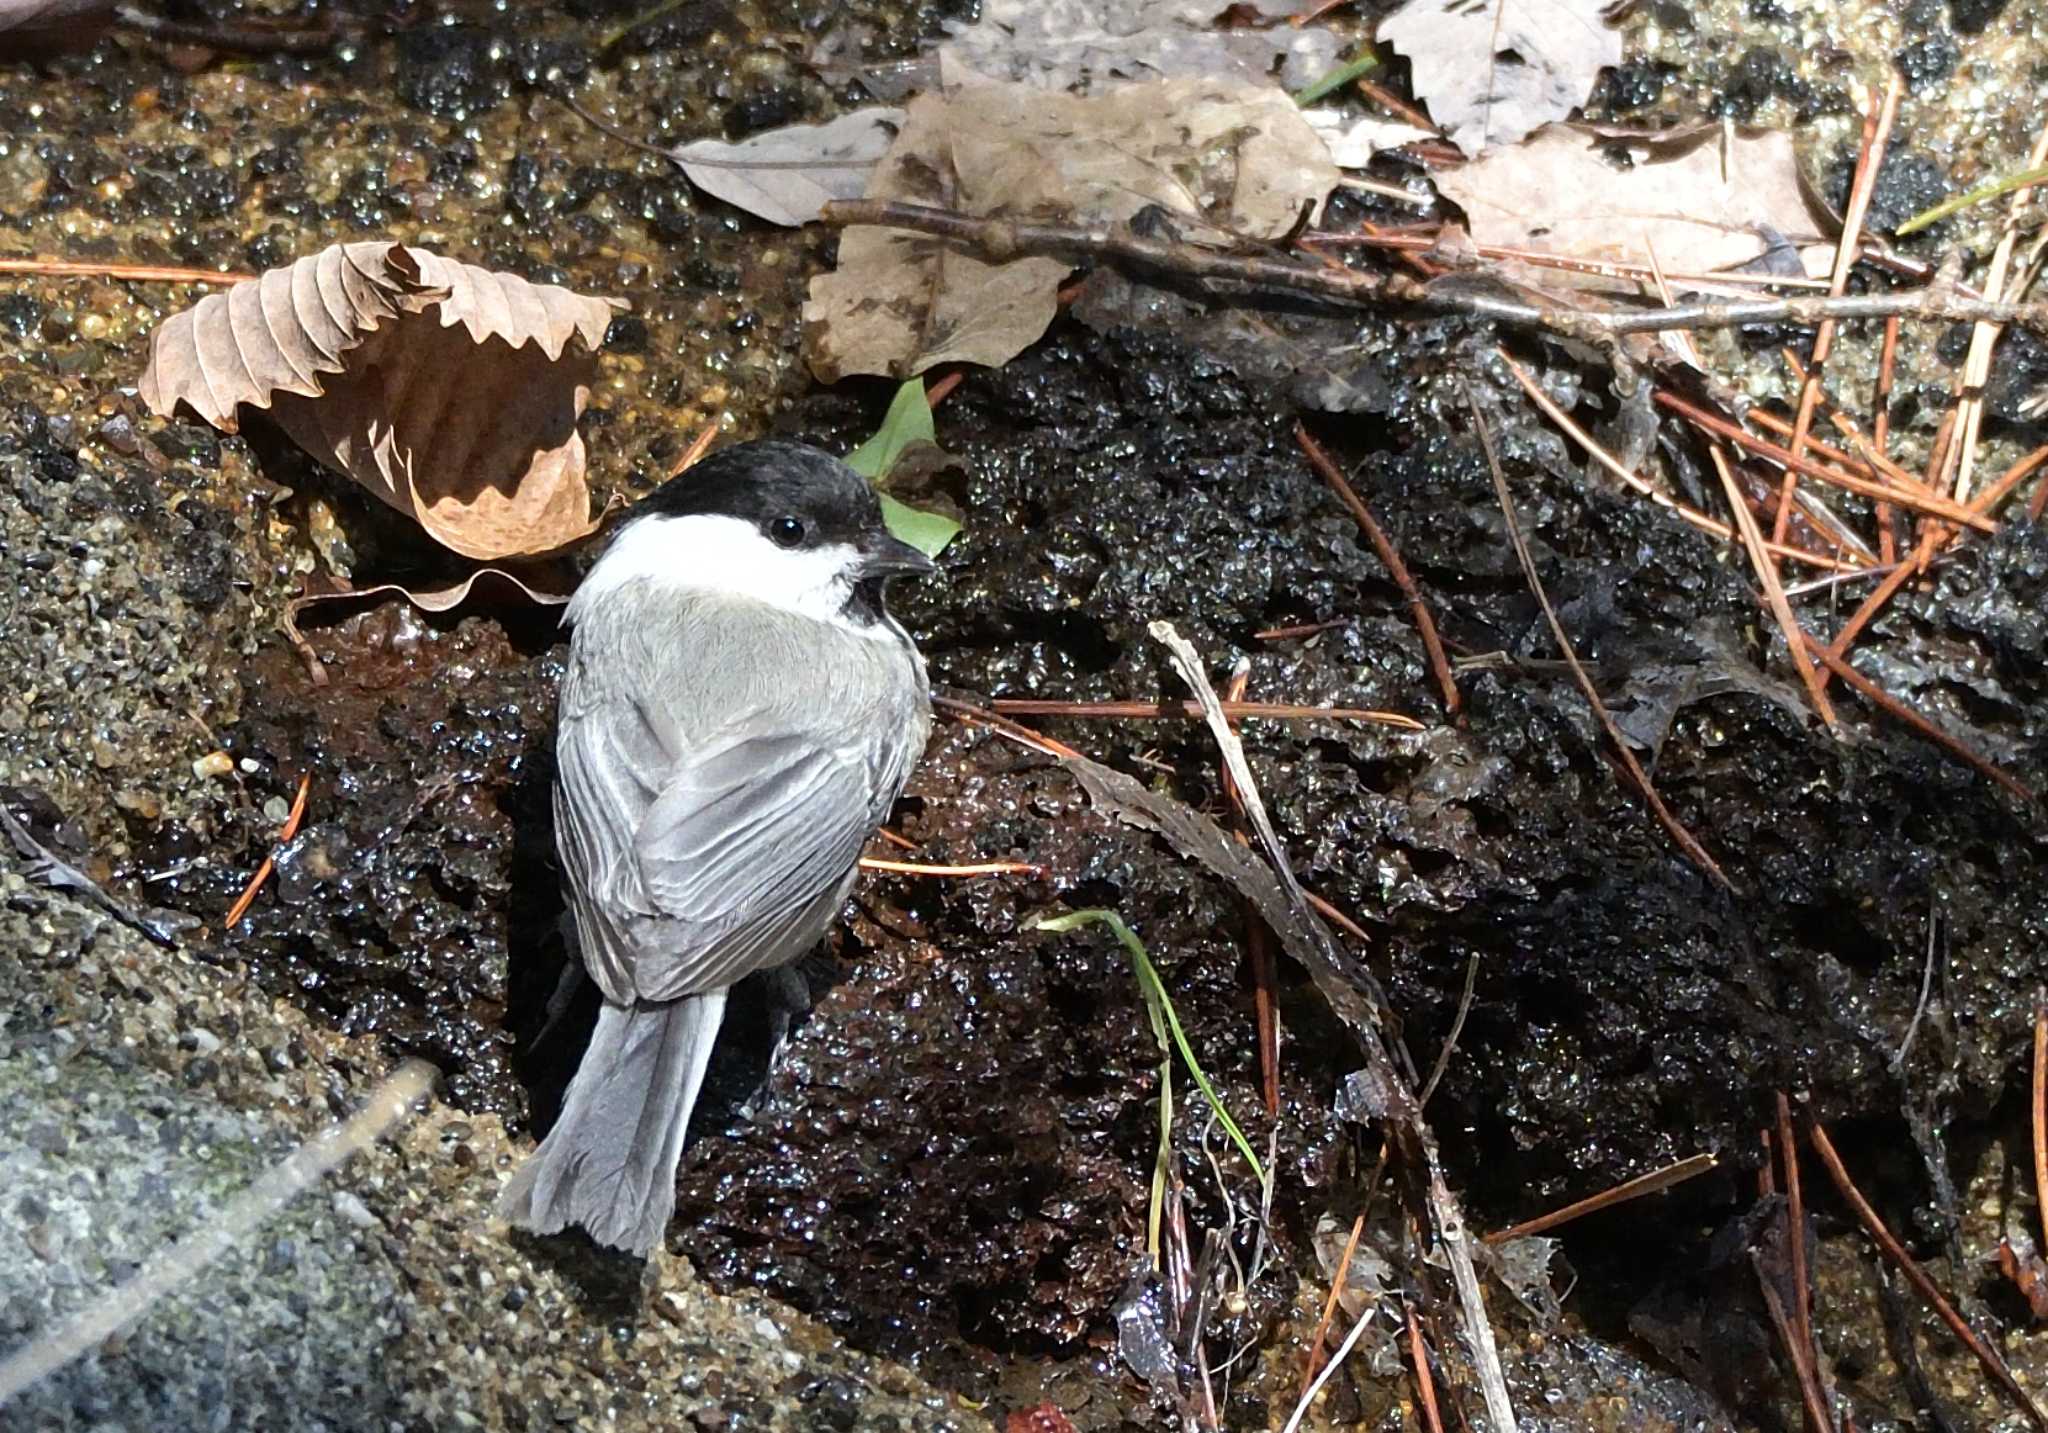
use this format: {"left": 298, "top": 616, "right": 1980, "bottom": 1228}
{"left": 804, "top": 75, "right": 1339, "bottom": 380}
{"left": 1380, "top": 0, "right": 1619, "bottom": 155}
{"left": 1431, "top": 124, "right": 1832, "bottom": 279}
{"left": 140, "top": 243, "right": 623, "bottom": 561}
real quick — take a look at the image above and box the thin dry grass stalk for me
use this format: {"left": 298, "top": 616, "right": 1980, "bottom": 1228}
{"left": 1484, "top": 1152, "right": 1720, "bottom": 1244}
{"left": 1709, "top": 446, "right": 1839, "bottom": 729}
{"left": 1468, "top": 386, "right": 1736, "bottom": 891}
{"left": 1777, "top": 74, "right": 1902, "bottom": 544}
{"left": 1295, "top": 423, "right": 1461, "bottom": 718}
{"left": 224, "top": 772, "right": 310, "bottom": 928}
{"left": 1808, "top": 1117, "right": 2048, "bottom": 1430}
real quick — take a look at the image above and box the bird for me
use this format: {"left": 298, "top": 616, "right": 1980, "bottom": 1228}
{"left": 498, "top": 439, "right": 935, "bottom": 1256}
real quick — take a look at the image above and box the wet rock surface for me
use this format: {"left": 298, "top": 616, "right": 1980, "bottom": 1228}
{"left": 5, "top": 0, "right": 2048, "bottom": 1430}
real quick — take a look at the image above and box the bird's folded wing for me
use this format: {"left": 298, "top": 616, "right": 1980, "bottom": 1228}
{"left": 555, "top": 700, "right": 876, "bottom": 1005}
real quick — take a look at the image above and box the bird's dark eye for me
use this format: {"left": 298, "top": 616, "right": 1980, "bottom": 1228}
{"left": 769, "top": 516, "right": 805, "bottom": 549}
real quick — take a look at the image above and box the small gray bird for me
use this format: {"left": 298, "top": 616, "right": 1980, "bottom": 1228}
{"left": 498, "top": 440, "right": 934, "bottom": 1256}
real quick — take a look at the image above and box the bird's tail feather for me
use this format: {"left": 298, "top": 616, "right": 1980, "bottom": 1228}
{"left": 497, "top": 990, "right": 728, "bottom": 1256}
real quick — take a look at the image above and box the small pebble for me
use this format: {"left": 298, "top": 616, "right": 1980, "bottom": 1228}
{"left": 192, "top": 750, "right": 233, "bottom": 780}
{"left": 331, "top": 1190, "right": 379, "bottom": 1229}
{"left": 263, "top": 796, "right": 290, "bottom": 823}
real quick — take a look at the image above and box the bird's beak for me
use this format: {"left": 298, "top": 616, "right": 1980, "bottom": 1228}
{"left": 861, "top": 535, "right": 939, "bottom": 579}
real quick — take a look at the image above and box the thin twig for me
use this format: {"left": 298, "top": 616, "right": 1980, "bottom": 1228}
{"left": 1795, "top": 631, "right": 2035, "bottom": 803}
{"left": 1657, "top": 391, "right": 1996, "bottom": 533}
{"left": 1504, "top": 354, "right": 1863, "bottom": 572}
{"left": 224, "top": 773, "right": 311, "bottom": 928}
{"left": 857, "top": 856, "right": 1044, "bottom": 878}
{"left": 1775, "top": 1092, "right": 1827, "bottom": 1428}
{"left": 666, "top": 414, "right": 722, "bottom": 477}
{"left": 816, "top": 199, "right": 2048, "bottom": 336}
{"left": 1300, "top": 1212, "right": 1366, "bottom": 1400}
{"left": 1295, "top": 423, "right": 1461, "bottom": 718}
{"left": 1255, "top": 619, "right": 1355, "bottom": 640}
{"left": 1709, "top": 446, "right": 1839, "bottom": 729}
{"left": 1875, "top": 316, "right": 1902, "bottom": 564}
{"left": 991, "top": 697, "right": 1425, "bottom": 730}
{"left": 2035, "top": 999, "right": 2048, "bottom": 1268}
{"left": 1808, "top": 1117, "right": 2048, "bottom": 1430}
{"left": 1466, "top": 385, "right": 1737, "bottom": 890}
{"left": 1778, "top": 74, "right": 1901, "bottom": 544}
{"left": 1484, "top": 1152, "right": 1720, "bottom": 1243}
{"left": 1406, "top": 1304, "right": 1447, "bottom": 1433}
{"left": 1418, "top": 954, "right": 1479, "bottom": 1107}
{"left": 1754, "top": 1249, "right": 1841, "bottom": 1433}
{"left": 1305, "top": 226, "right": 1833, "bottom": 291}
{"left": 0, "top": 257, "right": 256, "bottom": 284}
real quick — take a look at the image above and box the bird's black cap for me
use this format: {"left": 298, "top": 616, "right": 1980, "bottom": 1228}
{"left": 622, "top": 439, "right": 934, "bottom": 578}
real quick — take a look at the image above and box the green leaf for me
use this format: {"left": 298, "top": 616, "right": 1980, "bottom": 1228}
{"left": 878, "top": 492, "right": 961, "bottom": 559}
{"left": 844, "top": 378, "right": 936, "bottom": 481}
{"left": 1293, "top": 49, "right": 1379, "bottom": 107}
{"left": 846, "top": 377, "right": 959, "bottom": 559}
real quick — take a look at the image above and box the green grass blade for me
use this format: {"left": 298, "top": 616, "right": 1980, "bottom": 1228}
{"left": 1897, "top": 164, "right": 2048, "bottom": 236}
{"left": 1293, "top": 50, "right": 1380, "bottom": 108}
{"left": 1031, "top": 909, "right": 1269, "bottom": 1189}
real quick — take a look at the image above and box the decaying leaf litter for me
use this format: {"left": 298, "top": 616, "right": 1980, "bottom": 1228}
{"left": 4, "top": 0, "right": 2048, "bottom": 1424}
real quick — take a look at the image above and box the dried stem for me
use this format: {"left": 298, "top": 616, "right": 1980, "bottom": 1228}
{"left": 0, "top": 257, "right": 256, "bottom": 284}
{"left": 1295, "top": 423, "right": 1461, "bottom": 718}
{"left": 2035, "top": 1000, "right": 2048, "bottom": 1266}
{"left": 224, "top": 773, "right": 311, "bottom": 928}
{"left": 1778, "top": 75, "right": 1901, "bottom": 544}
{"left": 1468, "top": 386, "right": 1737, "bottom": 890}
{"left": 857, "top": 856, "right": 1043, "bottom": 878}
{"left": 1808, "top": 1117, "right": 2048, "bottom": 1430}
{"left": 1484, "top": 1153, "right": 1720, "bottom": 1243}
{"left": 990, "top": 697, "right": 1424, "bottom": 729}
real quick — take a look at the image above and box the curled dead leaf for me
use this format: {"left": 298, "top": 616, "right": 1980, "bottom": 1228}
{"left": 140, "top": 242, "right": 623, "bottom": 561}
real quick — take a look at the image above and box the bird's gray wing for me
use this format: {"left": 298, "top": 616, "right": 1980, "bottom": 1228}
{"left": 555, "top": 689, "right": 878, "bottom": 1006}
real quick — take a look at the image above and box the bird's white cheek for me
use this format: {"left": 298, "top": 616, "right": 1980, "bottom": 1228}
{"left": 570, "top": 513, "right": 857, "bottom": 626}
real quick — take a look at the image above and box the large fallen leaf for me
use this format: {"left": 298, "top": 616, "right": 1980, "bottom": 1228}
{"left": 1380, "top": 0, "right": 1620, "bottom": 155}
{"left": 941, "top": 0, "right": 1339, "bottom": 96}
{"left": 672, "top": 108, "right": 904, "bottom": 227}
{"left": 140, "top": 242, "right": 621, "bottom": 561}
{"left": 1432, "top": 124, "right": 1832, "bottom": 278}
{"left": 804, "top": 76, "right": 1340, "bottom": 380}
